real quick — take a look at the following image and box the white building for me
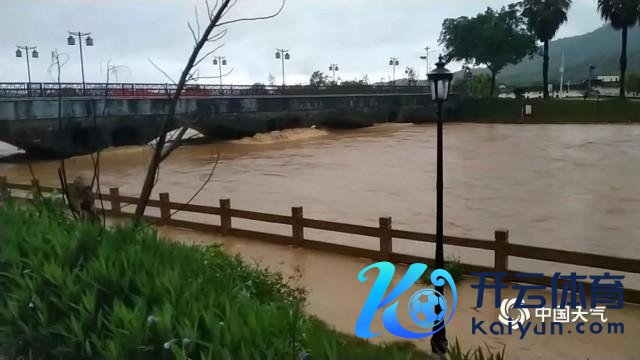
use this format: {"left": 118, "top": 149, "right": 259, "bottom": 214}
{"left": 597, "top": 75, "right": 619, "bottom": 83}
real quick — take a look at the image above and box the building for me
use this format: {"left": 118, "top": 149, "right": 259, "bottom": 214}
{"left": 597, "top": 75, "right": 619, "bottom": 83}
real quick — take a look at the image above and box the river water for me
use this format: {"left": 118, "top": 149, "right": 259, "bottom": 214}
{"left": 1, "top": 123, "right": 639, "bottom": 358}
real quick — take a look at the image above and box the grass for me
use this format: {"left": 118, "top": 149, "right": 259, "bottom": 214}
{"left": 0, "top": 199, "right": 510, "bottom": 359}
{"left": 449, "top": 339, "right": 506, "bottom": 360}
{"left": 454, "top": 97, "right": 640, "bottom": 123}
{"left": 422, "top": 256, "right": 465, "bottom": 285}
{"left": 0, "top": 198, "right": 431, "bottom": 359}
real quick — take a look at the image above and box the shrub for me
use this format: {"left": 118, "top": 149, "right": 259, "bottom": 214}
{"left": 422, "top": 256, "right": 465, "bottom": 285}
{"left": 0, "top": 199, "right": 430, "bottom": 359}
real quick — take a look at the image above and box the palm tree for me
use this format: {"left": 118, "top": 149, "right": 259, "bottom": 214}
{"left": 597, "top": 0, "right": 640, "bottom": 98}
{"left": 521, "top": 0, "right": 572, "bottom": 99}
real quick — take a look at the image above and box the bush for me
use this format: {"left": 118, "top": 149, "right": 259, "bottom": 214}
{"left": 0, "top": 199, "right": 430, "bottom": 359}
{"left": 422, "top": 256, "right": 465, "bottom": 285}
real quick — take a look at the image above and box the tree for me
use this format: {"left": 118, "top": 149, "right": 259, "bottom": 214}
{"left": 627, "top": 72, "right": 640, "bottom": 95}
{"left": 309, "top": 70, "right": 329, "bottom": 87}
{"left": 405, "top": 67, "right": 417, "bottom": 86}
{"left": 597, "top": 0, "right": 639, "bottom": 98}
{"left": 268, "top": 73, "right": 276, "bottom": 86}
{"left": 452, "top": 73, "right": 492, "bottom": 97}
{"left": 520, "top": 0, "right": 572, "bottom": 98}
{"left": 134, "top": 0, "right": 285, "bottom": 219}
{"left": 439, "top": 5, "right": 537, "bottom": 96}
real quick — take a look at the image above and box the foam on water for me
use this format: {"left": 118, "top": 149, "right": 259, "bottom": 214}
{"left": 0, "top": 141, "right": 22, "bottom": 157}
{"left": 232, "top": 127, "right": 329, "bottom": 145}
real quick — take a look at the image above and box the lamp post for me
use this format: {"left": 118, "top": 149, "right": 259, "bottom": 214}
{"left": 427, "top": 55, "right": 453, "bottom": 356}
{"left": 463, "top": 65, "right": 473, "bottom": 96}
{"left": 213, "top": 56, "right": 228, "bottom": 89}
{"left": 329, "top": 63, "right": 339, "bottom": 84}
{"left": 67, "top": 31, "right": 94, "bottom": 94}
{"left": 389, "top": 57, "right": 399, "bottom": 86}
{"left": 15, "top": 46, "right": 38, "bottom": 89}
{"left": 420, "top": 46, "right": 435, "bottom": 80}
{"left": 275, "top": 49, "right": 290, "bottom": 87}
{"left": 588, "top": 64, "right": 595, "bottom": 96}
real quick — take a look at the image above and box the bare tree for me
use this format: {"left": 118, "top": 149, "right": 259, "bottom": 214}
{"left": 134, "top": 0, "right": 286, "bottom": 219}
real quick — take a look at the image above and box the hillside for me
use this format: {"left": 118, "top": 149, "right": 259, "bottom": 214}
{"left": 497, "top": 25, "right": 640, "bottom": 86}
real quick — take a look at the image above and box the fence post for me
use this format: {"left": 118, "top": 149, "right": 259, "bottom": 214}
{"left": 220, "top": 199, "right": 231, "bottom": 236}
{"left": 109, "top": 187, "right": 121, "bottom": 215}
{"left": 292, "top": 206, "right": 304, "bottom": 245}
{"left": 379, "top": 217, "right": 392, "bottom": 261}
{"left": 159, "top": 193, "right": 170, "bottom": 223}
{"left": 30, "top": 179, "right": 40, "bottom": 199}
{"left": 494, "top": 229, "right": 510, "bottom": 276}
{"left": 0, "top": 176, "right": 9, "bottom": 201}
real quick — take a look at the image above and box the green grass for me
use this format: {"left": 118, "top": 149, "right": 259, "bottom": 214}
{"left": 455, "top": 97, "right": 640, "bottom": 123}
{"left": 421, "top": 256, "right": 465, "bottom": 285}
{"left": 0, "top": 199, "right": 432, "bottom": 359}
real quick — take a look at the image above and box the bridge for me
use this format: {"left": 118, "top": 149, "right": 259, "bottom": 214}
{"left": 0, "top": 82, "right": 458, "bottom": 157}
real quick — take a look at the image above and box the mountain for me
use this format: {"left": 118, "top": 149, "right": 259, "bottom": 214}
{"left": 497, "top": 25, "right": 640, "bottom": 86}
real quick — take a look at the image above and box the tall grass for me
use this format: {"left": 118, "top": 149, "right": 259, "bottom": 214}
{"left": 0, "top": 199, "right": 430, "bottom": 359}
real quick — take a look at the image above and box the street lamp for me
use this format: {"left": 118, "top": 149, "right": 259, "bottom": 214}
{"left": 329, "top": 63, "right": 339, "bottom": 84}
{"left": 427, "top": 54, "right": 453, "bottom": 356}
{"left": 588, "top": 64, "right": 596, "bottom": 96}
{"left": 67, "top": 31, "right": 94, "bottom": 94}
{"left": 388, "top": 57, "right": 399, "bottom": 86}
{"left": 213, "top": 56, "right": 228, "bottom": 89}
{"left": 15, "top": 45, "right": 38, "bottom": 86}
{"left": 420, "top": 46, "right": 435, "bottom": 80}
{"left": 275, "top": 49, "right": 290, "bottom": 87}
{"left": 463, "top": 65, "right": 473, "bottom": 96}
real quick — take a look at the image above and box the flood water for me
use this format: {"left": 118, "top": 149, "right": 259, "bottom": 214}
{"left": 1, "top": 123, "right": 640, "bottom": 358}
{"left": 2, "top": 123, "right": 639, "bottom": 266}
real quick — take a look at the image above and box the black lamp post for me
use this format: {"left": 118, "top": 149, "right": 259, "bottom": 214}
{"left": 275, "top": 49, "right": 290, "bottom": 87}
{"left": 427, "top": 55, "right": 453, "bottom": 355}
{"left": 213, "top": 56, "right": 228, "bottom": 89}
{"left": 67, "top": 31, "right": 94, "bottom": 95}
{"left": 15, "top": 46, "right": 38, "bottom": 90}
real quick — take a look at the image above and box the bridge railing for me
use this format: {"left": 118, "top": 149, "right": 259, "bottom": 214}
{"left": 0, "top": 82, "right": 429, "bottom": 98}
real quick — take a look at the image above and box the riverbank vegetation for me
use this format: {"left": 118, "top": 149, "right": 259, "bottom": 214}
{"left": 0, "top": 199, "right": 432, "bottom": 359}
{"left": 455, "top": 97, "right": 640, "bottom": 123}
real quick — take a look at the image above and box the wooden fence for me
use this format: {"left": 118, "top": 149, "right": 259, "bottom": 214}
{"left": 2, "top": 177, "right": 639, "bottom": 303}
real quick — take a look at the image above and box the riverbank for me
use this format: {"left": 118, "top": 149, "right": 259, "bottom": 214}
{"left": 163, "top": 225, "right": 640, "bottom": 360}
{"left": 0, "top": 200, "right": 434, "bottom": 359}
{"left": 452, "top": 98, "right": 640, "bottom": 123}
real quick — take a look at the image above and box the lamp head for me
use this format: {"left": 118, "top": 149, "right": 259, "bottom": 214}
{"left": 427, "top": 55, "right": 453, "bottom": 102}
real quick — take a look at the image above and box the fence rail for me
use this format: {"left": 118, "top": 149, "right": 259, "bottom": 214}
{"left": 0, "top": 82, "right": 430, "bottom": 98}
{"left": 2, "top": 177, "right": 639, "bottom": 303}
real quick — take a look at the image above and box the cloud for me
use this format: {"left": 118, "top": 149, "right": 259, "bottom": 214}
{"left": 1, "top": 0, "right": 601, "bottom": 85}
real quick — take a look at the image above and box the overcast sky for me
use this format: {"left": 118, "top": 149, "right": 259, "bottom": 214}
{"left": 1, "top": 0, "right": 605, "bottom": 85}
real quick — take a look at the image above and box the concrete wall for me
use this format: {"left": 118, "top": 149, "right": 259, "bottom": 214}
{"left": 0, "top": 93, "right": 456, "bottom": 157}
